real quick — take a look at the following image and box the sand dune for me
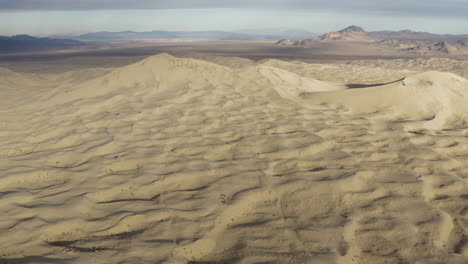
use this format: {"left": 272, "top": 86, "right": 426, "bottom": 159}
{"left": 294, "top": 71, "right": 468, "bottom": 129}
{"left": 1, "top": 54, "right": 467, "bottom": 264}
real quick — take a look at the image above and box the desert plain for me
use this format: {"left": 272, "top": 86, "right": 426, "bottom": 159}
{"left": 0, "top": 37, "right": 468, "bottom": 264}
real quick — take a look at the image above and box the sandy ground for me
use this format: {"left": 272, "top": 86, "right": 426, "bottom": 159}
{"left": 0, "top": 54, "right": 467, "bottom": 264}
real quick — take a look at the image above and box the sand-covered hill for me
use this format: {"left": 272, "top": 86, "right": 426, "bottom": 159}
{"left": 1, "top": 54, "right": 467, "bottom": 264}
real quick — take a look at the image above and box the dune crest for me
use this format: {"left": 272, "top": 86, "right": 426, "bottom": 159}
{"left": 294, "top": 71, "right": 468, "bottom": 129}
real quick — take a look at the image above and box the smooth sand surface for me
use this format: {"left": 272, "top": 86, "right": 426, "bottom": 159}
{"left": 1, "top": 54, "right": 467, "bottom": 264}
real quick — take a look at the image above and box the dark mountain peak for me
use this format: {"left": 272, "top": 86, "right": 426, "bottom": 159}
{"left": 338, "top": 25, "right": 366, "bottom": 33}
{"left": 12, "top": 34, "right": 36, "bottom": 40}
{"left": 0, "top": 35, "right": 85, "bottom": 53}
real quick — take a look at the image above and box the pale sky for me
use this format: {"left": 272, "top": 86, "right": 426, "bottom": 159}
{"left": 1, "top": 0, "right": 468, "bottom": 36}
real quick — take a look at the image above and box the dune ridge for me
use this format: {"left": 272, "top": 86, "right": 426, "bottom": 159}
{"left": 0, "top": 54, "right": 467, "bottom": 264}
{"left": 293, "top": 71, "right": 468, "bottom": 129}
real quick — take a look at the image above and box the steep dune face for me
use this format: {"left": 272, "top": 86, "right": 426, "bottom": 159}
{"left": 1, "top": 54, "right": 468, "bottom": 264}
{"left": 296, "top": 71, "right": 468, "bottom": 129}
{"left": 249, "top": 61, "right": 468, "bottom": 129}
{"left": 256, "top": 66, "right": 346, "bottom": 100}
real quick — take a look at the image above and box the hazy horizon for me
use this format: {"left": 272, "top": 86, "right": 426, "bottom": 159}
{"left": 1, "top": 4, "right": 468, "bottom": 36}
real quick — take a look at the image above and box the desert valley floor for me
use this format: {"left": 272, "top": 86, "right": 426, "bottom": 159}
{"left": 0, "top": 54, "right": 467, "bottom": 264}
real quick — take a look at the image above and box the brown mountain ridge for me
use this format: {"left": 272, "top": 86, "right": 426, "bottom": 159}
{"left": 276, "top": 26, "right": 468, "bottom": 56}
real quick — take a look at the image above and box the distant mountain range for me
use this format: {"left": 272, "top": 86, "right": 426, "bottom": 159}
{"left": 3, "top": 27, "right": 468, "bottom": 56}
{"left": 0, "top": 29, "right": 317, "bottom": 54}
{"left": 66, "top": 29, "right": 317, "bottom": 42}
{"left": 278, "top": 26, "right": 468, "bottom": 44}
{"left": 369, "top": 30, "right": 468, "bottom": 41}
{"left": 378, "top": 39, "right": 468, "bottom": 55}
{"left": 0, "top": 35, "right": 86, "bottom": 53}
{"left": 276, "top": 25, "right": 468, "bottom": 55}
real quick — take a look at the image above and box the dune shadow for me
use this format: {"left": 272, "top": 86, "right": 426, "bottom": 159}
{"left": 346, "top": 78, "right": 404, "bottom": 89}
{"left": 0, "top": 256, "right": 72, "bottom": 264}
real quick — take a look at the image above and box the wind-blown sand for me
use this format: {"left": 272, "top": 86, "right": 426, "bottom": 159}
{"left": 0, "top": 54, "right": 467, "bottom": 264}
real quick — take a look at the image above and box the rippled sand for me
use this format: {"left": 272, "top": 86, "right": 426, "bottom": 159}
{"left": 0, "top": 54, "right": 467, "bottom": 264}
